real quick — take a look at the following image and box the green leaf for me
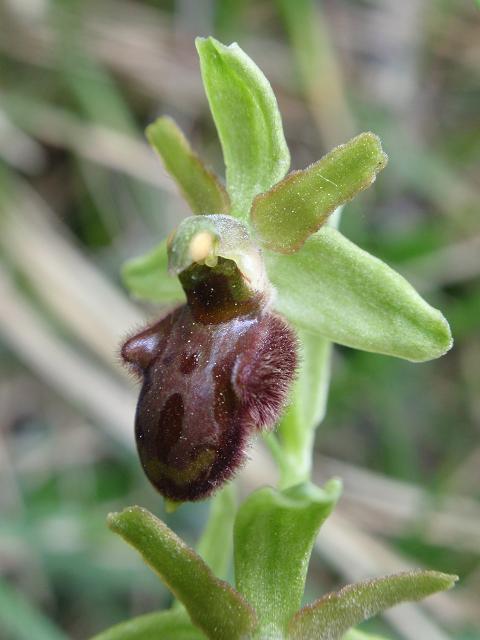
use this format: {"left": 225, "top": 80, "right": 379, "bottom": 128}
{"left": 288, "top": 571, "right": 458, "bottom": 640}
{"left": 267, "top": 227, "right": 453, "bottom": 362}
{"left": 234, "top": 480, "right": 341, "bottom": 636}
{"left": 122, "top": 238, "right": 185, "bottom": 303}
{"left": 0, "top": 577, "right": 68, "bottom": 640}
{"left": 197, "top": 484, "right": 236, "bottom": 580}
{"left": 91, "top": 609, "right": 206, "bottom": 640}
{"left": 108, "top": 507, "right": 257, "bottom": 640}
{"left": 251, "top": 132, "right": 387, "bottom": 253}
{"left": 196, "top": 37, "right": 290, "bottom": 217}
{"left": 277, "top": 331, "right": 332, "bottom": 487}
{"left": 146, "top": 117, "right": 230, "bottom": 214}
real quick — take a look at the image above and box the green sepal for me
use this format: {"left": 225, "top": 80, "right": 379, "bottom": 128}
{"left": 234, "top": 480, "right": 342, "bottom": 636}
{"left": 146, "top": 117, "right": 230, "bottom": 214}
{"left": 90, "top": 609, "right": 206, "bottom": 640}
{"left": 196, "top": 37, "right": 290, "bottom": 217}
{"left": 288, "top": 571, "right": 458, "bottom": 640}
{"left": 197, "top": 484, "right": 236, "bottom": 580}
{"left": 108, "top": 507, "right": 258, "bottom": 640}
{"left": 122, "top": 238, "right": 185, "bottom": 303}
{"left": 251, "top": 132, "right": 387, "bottom": 253}
{"left": 267, "top": 227, "right": 453, "bottom": 362}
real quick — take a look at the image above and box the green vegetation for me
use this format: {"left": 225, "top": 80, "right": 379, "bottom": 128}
{"left": 0, "top": 2, "right": 478, "bottom": 639}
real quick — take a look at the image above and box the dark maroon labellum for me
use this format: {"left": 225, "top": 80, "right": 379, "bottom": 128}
{"left": 122, "top": 259, "right": 297, "bottom": 502}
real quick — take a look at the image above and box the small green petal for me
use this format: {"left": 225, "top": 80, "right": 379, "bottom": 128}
{"left": 146, "top": 117, "right": 229, "bottom": 214}
{"left": 267, "top": 227, "right": 453, "bottom": 362}
{"left": 251, "top": 132, "right": 387, "bottom": 253}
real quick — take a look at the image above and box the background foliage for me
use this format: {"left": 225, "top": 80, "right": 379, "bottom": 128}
{"left": 0, "top": 1, "right": 479, "bottom": 639}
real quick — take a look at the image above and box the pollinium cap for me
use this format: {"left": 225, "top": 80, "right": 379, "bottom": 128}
{"left": 167, "top": 215, "right": 271, "bottom": 299}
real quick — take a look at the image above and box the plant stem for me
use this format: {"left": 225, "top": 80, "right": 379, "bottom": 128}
{"left": 266, "top": 335, "right": 333, "bottom": 489}
{"left": 267, "top": 211, "right": 343, "bottom": 489}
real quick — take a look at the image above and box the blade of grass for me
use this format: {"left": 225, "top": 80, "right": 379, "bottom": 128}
{"left": 0, "top": 577, "right": 68, "bottom": 640}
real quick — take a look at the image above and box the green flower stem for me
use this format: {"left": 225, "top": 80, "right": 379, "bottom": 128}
{"left": 268, "top": 214, "right": 342, "bottom": 489}
{"left": 277, "top": 335, "right": 332, "bottom": 488}
{"left": 264, "top": 334, "right": 332, "bottom": 490}
{"left": 196, "top": 483, "right": 236, "bottom": 579}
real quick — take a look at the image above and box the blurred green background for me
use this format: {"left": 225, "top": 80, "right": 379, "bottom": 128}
{"left": 0, "top": 1, "right": 479, "bottom": 638}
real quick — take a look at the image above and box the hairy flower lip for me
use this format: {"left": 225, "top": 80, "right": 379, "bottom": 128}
{"left": 122, "top": 304, "right": 297, "bottom": 502}
{"left": 123, "top": 209, "right": 299, "bottom": 502}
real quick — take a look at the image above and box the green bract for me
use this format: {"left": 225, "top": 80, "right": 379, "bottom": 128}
{"left": 288, "top": 571, "right": 457, "bottom": 640}
{"left": 97, "top": 490, "right": 456, "bottom": 640}
{"left": 107, "top": 507, "right": 257, "bottom": 640}
{"left": 234, "top": 480, "right": 341, "bottom": 636}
